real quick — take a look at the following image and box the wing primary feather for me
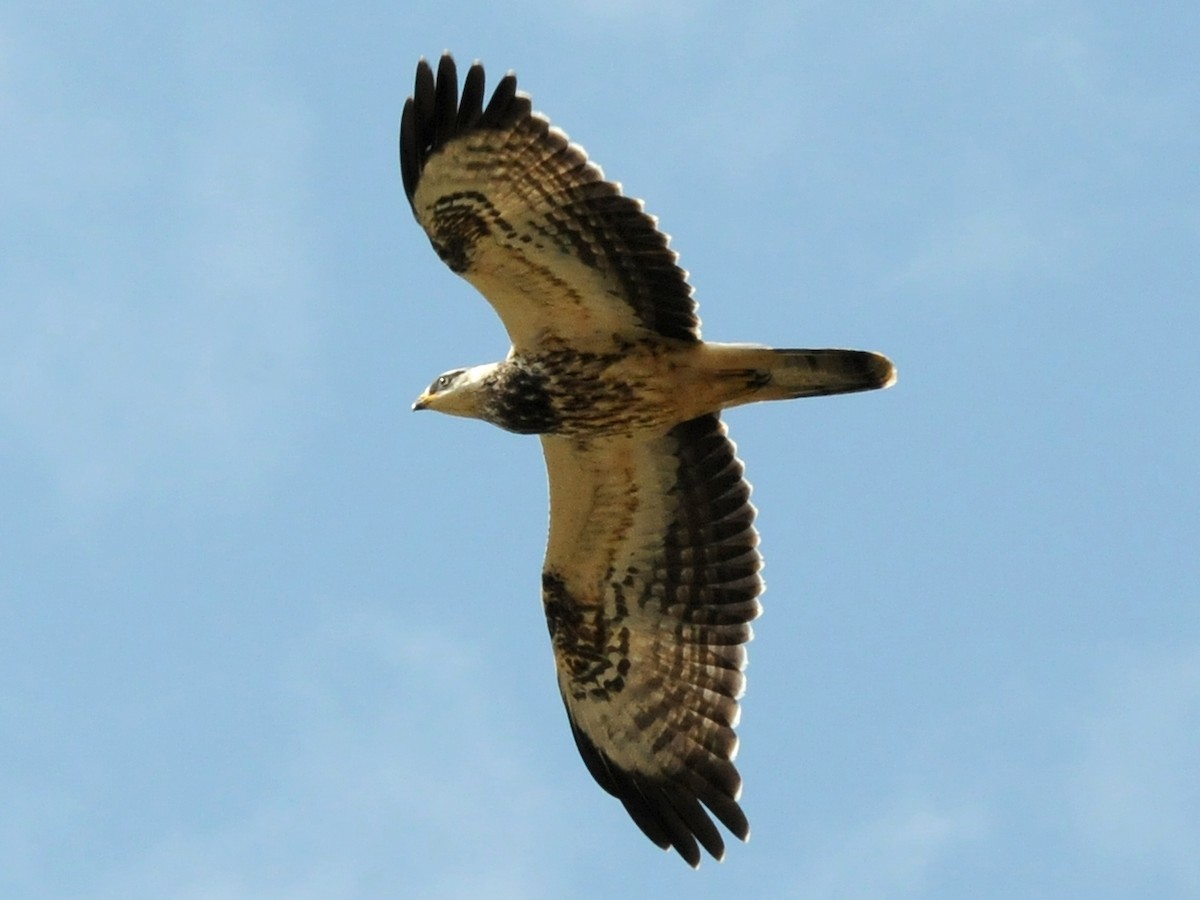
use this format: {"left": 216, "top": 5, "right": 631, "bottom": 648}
{"left": 480, "top": 71, "right": 519, "bottom": 125}
{"left": 412, "top": 58, "right": 435, "bottom": 141}
{"left": 642, "top": 784, "right": 703, "bottom": 868}
{"left": 399, "top": 98, "right": 418, "bottom": 202}
{"left": 662, "top": 784, "right": 726, "bottom": 862}
{"left": 431, "top": 54, "right": 459, "bottom": 151}
{"left": 457, "top": 61, "right": 486, "bottom": 130}
{"left": 680, "top": 769, "right": 751, "bottom": 841}
{"left": 400, "top": 59, "right": 437, "bottom": 204}
{"left": 412, "top": 58, "right": 436, "bottom": 128}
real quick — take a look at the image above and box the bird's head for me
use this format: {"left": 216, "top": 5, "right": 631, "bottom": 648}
{"left": 412, "top": 363, "right": 499, "bottom": 420}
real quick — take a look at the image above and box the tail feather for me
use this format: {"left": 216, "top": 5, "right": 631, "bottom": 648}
{"left": 763, "top": 348, "right": 896, "bottom": 400}
{"left": 692, "top": 343, "right": 896, "bottom": 413}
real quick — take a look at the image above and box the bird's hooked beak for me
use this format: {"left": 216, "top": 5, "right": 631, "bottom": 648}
{"left": 412, "top": 392, "right": 432, "bottom": 411}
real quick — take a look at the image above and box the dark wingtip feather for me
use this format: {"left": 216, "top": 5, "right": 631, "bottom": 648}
{"left": 431, "top": 54, "right": 459, "bottom": 151}
{"left": 412, "top": 57, "right": 435, "bottom": 132}
{"left": 663, "top": 785, "right": 727, "bottom": 863}
{"left": 458, "top": 61, "right": 486, "bottom": 130}
{"left": 399, "top": 57, "right": 437, "bottom": 206}
{"left": 683, "top": 769, "right": 751, "bottom": 842}
{"left": 480, "top": 72, "right": 519, "bottom": 125}
{"left": 398, "top": 98, "right": 417, "bottom": 202}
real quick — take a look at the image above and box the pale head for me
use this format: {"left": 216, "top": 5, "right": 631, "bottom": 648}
{"left": 412, "top": 362, "right": 500, "bottom": 420}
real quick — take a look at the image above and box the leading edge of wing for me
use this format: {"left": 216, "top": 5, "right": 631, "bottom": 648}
{"left": 399, "top": 53, "right": 701, "bottom": 346}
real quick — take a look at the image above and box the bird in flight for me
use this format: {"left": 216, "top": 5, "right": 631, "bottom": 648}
{"left": 400, "top": 54, "right": 895, "bottom": 867}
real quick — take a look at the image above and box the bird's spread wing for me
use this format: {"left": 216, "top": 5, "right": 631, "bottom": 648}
{"left": 400, "top": 54, "right": 700, "bottom": 351}
{"left": 539, "top": 414, "right": 763, "bottom": 866}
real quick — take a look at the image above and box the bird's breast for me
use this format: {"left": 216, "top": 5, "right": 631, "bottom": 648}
{"left": 486, "top": 344, "right": 696, "bottom": 437}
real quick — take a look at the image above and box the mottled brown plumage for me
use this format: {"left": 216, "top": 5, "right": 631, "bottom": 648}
{"left": 402, "top": 54, "right": 895, "bottom": 866}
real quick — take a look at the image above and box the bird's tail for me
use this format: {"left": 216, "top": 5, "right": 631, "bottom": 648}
{"left": 763, "top": 347, "right": 896, "bottom": 399}
{"left": 704, "top": 344, "right": 896, "bottom": 406}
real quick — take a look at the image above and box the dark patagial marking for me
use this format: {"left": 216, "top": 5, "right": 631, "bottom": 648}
{"left": 542, "top": 571, "right": 631, "bottom": 701}
{"left": 429, "top": 190, "right": 512, "bottom": 273}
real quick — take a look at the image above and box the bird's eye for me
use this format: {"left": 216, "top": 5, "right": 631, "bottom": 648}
{"left": 428, "top": 372, "right": 459, "bottom": 395}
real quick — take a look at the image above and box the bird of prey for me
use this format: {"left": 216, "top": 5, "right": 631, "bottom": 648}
{"left": 400, "top": 54, "right": 895, "bottom": 867}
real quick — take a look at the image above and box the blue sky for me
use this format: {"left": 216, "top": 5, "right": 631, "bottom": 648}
{"left": 3, "top": 2, "right": 1198, "bottom": 897}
